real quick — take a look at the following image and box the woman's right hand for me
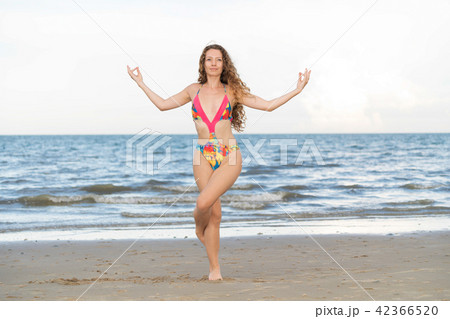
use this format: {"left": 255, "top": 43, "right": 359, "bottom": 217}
{"left": 127, "top": 65, "right": 143, "bottom": 85}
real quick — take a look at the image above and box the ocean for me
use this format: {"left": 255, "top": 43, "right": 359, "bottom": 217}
{"left": 0, "top": 133, "right": 449, "bottom": 241}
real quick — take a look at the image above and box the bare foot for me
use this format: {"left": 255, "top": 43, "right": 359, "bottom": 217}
{"left": 209, "top": 268, "right": 223, "bottom": 281}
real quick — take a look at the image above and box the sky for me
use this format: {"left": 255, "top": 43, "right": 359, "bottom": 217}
{"left": 0, "top": 0, "right": 449, "bottom": 135}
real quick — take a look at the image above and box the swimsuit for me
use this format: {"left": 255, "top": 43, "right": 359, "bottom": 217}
{"left": 192, "top": 83, "right": 240, "bottom": 171}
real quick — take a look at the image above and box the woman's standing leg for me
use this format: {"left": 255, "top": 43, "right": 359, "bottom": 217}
{"left": 204, "top": 198, "right": 222, "bottom": 277}
{"left": 196, "top": 149, "right": 242, "bottom": 280}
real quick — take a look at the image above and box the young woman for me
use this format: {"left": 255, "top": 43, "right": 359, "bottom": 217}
{"left": 127, "top": 44, "right": 311, "bottom": 281}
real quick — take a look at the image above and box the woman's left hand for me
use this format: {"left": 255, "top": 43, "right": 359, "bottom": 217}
{"left": 297, "top": 68, "right": 311, "bottom": 91}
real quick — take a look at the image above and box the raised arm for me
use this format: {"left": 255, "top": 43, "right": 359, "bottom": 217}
{"left": 240, "top": 89, "right": 300, "bottom": 112}
{"left": 127, "top": 65, "right": 192, "bottom": 111}
{"left": 240, "top": 69, "right": 311, "bottom": 112}
{"left": 138, "top": 82, "right": 192, "bottom": 111}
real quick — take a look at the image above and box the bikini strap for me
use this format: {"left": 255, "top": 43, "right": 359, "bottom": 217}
{"left": 196, "top": 83, "right": 203, "bottom": 95}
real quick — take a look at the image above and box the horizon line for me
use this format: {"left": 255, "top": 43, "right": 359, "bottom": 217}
{"left": 0, "top": 132, "right": 449, "bottom": 136}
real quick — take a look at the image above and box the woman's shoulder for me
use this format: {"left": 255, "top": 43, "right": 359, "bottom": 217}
{"left": 187, "top": 82, "right": 202, "bottom": 89}
{"left": 186, "top": 82, "right": 202, "bottom": 97}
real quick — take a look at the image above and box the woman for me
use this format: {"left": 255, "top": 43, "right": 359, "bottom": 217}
{"left": 127, "top": 44, "right": 311, "bottom": 281}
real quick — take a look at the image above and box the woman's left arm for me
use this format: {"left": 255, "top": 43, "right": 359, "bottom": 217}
{"left": 241, "top": 68, "right": 311, "bottom": 112}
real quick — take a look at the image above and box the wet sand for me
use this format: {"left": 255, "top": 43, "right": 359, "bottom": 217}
{"left": 0, "top": 231, "right": 448, "bottom": 300}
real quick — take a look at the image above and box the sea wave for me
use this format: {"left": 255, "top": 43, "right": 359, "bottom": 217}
{"left": 0, "top": 178, "right": 29, "bottom": 184}
{"left": 229, "top": 201, "right": 268, "bottom": 210}
{"left": 120, "top": 211, "right": 193, "bottom": 218}
{"left": 14, "top": 194, "right": 195, "bottom": 206}
{"left": 244, "top": 167, "right": 277, "bottom": 175}
{"left": 151, "top": 185, "right": 198, "bottom": 193}
{"left": 10, "top": 190, "right": 307, "bottom": 207}
{"left": 80, "top": 183, "right": 134, "bottom": 194}
{"left": 401, "top": 183, "right": 445, "bottom": 190}
{"left": 336, "top": 184, "right": 366, "bottom": 189}
{"left": 278, "top": 184, "right": 310, "bottom": 191}
{"left": 380, "top": 205, "right": 450, "bottom": 213}
{"left": 230, "top": 183, "right": 259, "bottom": 190}
{"left": 0, "top": 222, "right": 185, "bottom": 233}
{"left": 384, "top": 199, "right": 435, "bottom": 206}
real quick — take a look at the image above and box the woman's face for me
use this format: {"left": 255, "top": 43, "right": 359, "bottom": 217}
{"left": 204, "top": 49, "right": 223, "bottom": 75}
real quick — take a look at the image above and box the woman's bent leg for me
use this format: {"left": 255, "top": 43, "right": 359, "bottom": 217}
{"left": 193, "top": 150, "right": 214, "bottom": 245}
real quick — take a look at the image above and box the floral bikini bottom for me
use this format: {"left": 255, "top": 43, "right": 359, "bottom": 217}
{"left": 196, "top": 132, "right": 240, "bottom": 171}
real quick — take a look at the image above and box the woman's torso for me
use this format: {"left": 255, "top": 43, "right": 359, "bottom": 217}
{"left": 191, "top": 83, "right": 237, "bottom": 146}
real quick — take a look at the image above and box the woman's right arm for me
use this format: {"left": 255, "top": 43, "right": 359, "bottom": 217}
{"left": 127, "top": 65, "right": 191, "bottom": 111}
{"left": 137, "top": 81, "right": 192, "bottom": 111}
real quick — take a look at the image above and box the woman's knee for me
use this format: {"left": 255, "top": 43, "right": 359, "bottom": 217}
{"left": 196, "top": 195, "right": 212, "bottom": 214}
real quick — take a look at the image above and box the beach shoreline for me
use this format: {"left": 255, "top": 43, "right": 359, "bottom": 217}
{"left": 0, "top": 215, "right": 448, "bottom": 242}
{"left": 0, "top": 231, "right": 448, "bottom": 301}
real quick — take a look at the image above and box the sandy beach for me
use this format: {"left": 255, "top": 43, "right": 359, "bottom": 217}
{"left": 0, "top": 231, "right": 448, "bottom": 301}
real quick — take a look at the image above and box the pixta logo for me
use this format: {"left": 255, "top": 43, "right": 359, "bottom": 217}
{"left": 241, "top": 138, "right": 325, "bottom": 166}
{"left": 126, "top": 128, "right": 171, "bottom": 175}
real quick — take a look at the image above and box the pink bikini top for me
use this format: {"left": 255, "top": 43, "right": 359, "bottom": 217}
{"left": 191, "top": 83, "right": 233, "bottom": 133}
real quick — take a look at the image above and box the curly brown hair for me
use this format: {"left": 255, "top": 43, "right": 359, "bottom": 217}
{"left": 197, "top": 44, "right": 249, "bottom": 132}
